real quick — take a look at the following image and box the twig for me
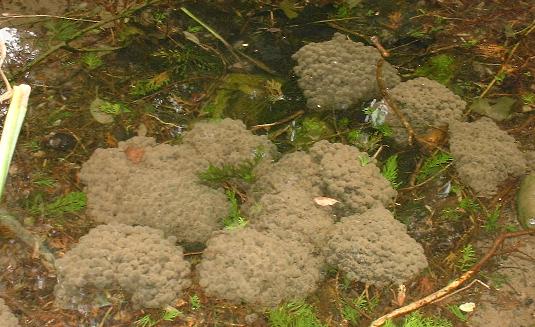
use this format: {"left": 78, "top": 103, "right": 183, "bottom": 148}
{"left": 250, "top": 110, "right": 304, "bottom": 131}
{"left": 432, "top": 279, "right": 490, "bottom": 304}
{"left": 0, "top": 209, "right": 56, "bottom": 271}
{"left": 376, "top": 58, "right": 416, "bottom": 145}
{"left": 370, "top": 36, "right": 389, "bottom": 57}
{"left": 334, "top": 271, "right": 349, "bottom": 327}
{"left": 479, "top": 20, "right": 535, "bottom": 98}
{"left": 1, "top": 13, "right": 100, "bottom": 23}
{"left": 400, "top": 162, "right": 453, "bottom": 191}
{"left": 370, "top": 229, "right": 535, "bottom": 326}
{"left": 98, "top": 306, "right": 114, "bottom": 327}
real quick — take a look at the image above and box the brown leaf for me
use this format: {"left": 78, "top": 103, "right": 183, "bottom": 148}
{"left": 313, "top": 196, "right": 339, "bottom": 206}
{"left": 125, "top": 146, "right": 145, "bottom": 164}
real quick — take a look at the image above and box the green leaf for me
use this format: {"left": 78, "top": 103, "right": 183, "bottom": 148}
{"left": 279, "top": 0, "right": 299, "bottom": 19}
{"left": 381, "top": 154, "right": 401, "bottom": 189}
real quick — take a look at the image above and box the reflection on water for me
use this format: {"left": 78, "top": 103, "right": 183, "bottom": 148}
{"left": 0, "top": 27, "right": 38, "bottom": 66}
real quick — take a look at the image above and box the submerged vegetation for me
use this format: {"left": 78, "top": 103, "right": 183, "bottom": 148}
{"left": 269, "top": 301, "right": 326, "bottom": 327}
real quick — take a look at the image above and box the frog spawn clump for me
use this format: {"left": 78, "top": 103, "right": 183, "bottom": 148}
{"left": 0, "top": 298, "right": 20, "bottom": 327}
{"left": 292, "top": 33, "right": 400, "bottom": 110}
{"left": 61, "top": 119, "right": 428, "bottom": 310}
{"left": 54, "top": 224, "right": 191, "bottom": 309}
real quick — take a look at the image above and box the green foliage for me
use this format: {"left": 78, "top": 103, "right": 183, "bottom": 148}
{"left": 81, "top": 53, "right": 103, "bottom": 70}
{"left": 293, "top": 117, "right": 333, "bottom": 147}
{"left": 440, "top": 196, "right": 480, "bottom": 222}
{"left": 447, "top": 305, "right": 467, "bottom": 322}
{"left": 98, "top": 101, "right": 131, "bottom": 115}
{"left": 485, "top": 272, "right": 508, "bottom": 288}
{"left": 134, "top": 307, "right": 182, "bottom": 327}
{"left": 152, "top": 11, "right": 169, "bottom": 25}
{"left": 457, "top": 244, "right": 477, "bottom": 272}
{"left": 223, "top": 190, "right": 248, "bottom": 230}
{"left": 416, "top": 152, "right": 453, "bottom": 183}
{"left": 358, "top": 154, "right": 371, "bottom": 166}
{"left": 415, "top": 54, "right": 456, "bottom": 85}
{"left": 341, "top": 294, "right": 378, "bottom": 325}
{"left": 347, "top": 130, "right": 382, "bottom": 153}
{"left": 152, "top": 46, "right": 220, "bottom": 78}
{"left": 458, "top": 197, "right": 480, "bottom": 213}
{"left": 134, "top": 314, "right": 156, "bottom": 327}
{"left": 130, "top": 71, "right": 170, "bottom": 97}
{"left": 385, "top": 311, "right": 452, "bottom": 327}
{"left": 162, "top": 306, "right": 182, "bottom": 321}
{"left": 32, "top": 175, "right": 56, "bottom": 187}
{"left": 374, "top": 123, "right": 394, "bottom": 137}
{"left": 347, "top": 130, "right": 362, "bottom": 144}
{"left": 521, "top": 92, "right": 535, "bottom": 105}
{"left": 44, "top": 20, "right": 81, "bottom": 41}
{"left": 30, "top": 191, "right": 86, "bottom": 216}
{"left": 483, "top": 205, "right": 501, "bottom": 233}
{"left": 198, "top": 150, "right": 264, "bottom": 186}
{"left": 190, "top": 294, "right": 201, "bottom": 310}
{"left": 268, "top": 301, "right": 326, "bottom": 327}
{"left": 382, "top": 154, "right": 401, "bottom": 189}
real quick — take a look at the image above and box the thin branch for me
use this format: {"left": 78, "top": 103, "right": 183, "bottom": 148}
{"left": 376, "top": 58, "right": 416, "bottom": 145}
{"left": 370, "top": 229, "right": 535, "bottom": 326}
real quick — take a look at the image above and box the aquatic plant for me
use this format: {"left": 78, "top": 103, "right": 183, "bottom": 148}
{"left": 134, "top": 306, "right": 183, "bottom": 327}
{"left": 268, "top": 301, "right": 326, "bottom": 327}
{"left": 457, "top": 244, "right": 477, "bottom": 272}
{"left": 31, "top": 191, "right": 87, "bottom": 216}
{"left": 447, "top": 304, "right": 468, "bottom": 322}
{"left": 416, "top": 151, "right": 453, "bottom": 183}
{"left": 198, "top": 150, "right": 264, "bottom": 186}
{"left": 415, "top": 54, "right": 456, "bottom": 85}
{"left": 81, "top": 53, "right": 103, "bottom": 70}
{"left": 222, "top": 190, "right": 247, "bottom": 230}
{"left": 189, "top": 294, "right": 201, "bottom": 310}
{"left": 130, "top": 71, "right": 170, "bottom": 97}
{"left": 384, "top": 310, "right": 452, "bottom": 327}
{"left": 342, "top": 293, "right": 379, "bottom": 325}
{"left": 381, "top": 154, "right": 401, "bottom": 189}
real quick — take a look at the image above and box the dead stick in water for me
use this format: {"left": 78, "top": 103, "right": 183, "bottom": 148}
{"left": 370, "top": 229, "right": 535, "bottom": 326}
{"left": 375, "top": 58, "right": 416, "bottom": 145}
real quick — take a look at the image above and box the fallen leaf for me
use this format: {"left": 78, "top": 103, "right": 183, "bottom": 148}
{"left": 459, "top": 302, "right": 476, "bottom": 312}
{"left": 314, "top": 196, "right": 339, "bottom": 206}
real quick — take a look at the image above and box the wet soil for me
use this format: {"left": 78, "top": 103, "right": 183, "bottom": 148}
{"left": 1, "top": 0, "right": 534, "bottom": 326}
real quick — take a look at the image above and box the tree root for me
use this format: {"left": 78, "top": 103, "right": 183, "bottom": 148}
{"left": 370, "top": 229, "right": 535, "bottom": 327}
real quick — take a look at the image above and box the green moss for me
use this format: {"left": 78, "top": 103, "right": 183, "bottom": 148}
{"left": 415, "top": 54, "right": 456, "bottom": 85}
{"left": 293, "top": 116, "right": 333, "bottom": 148}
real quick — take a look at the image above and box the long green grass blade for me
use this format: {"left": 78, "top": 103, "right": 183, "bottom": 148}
{"left": 0, "top": 84, "right": 31, "bottom": 201}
